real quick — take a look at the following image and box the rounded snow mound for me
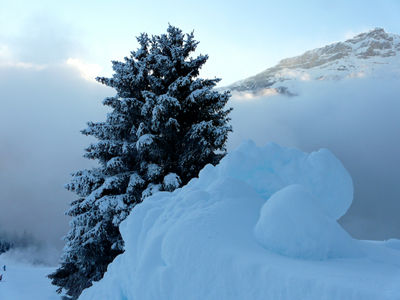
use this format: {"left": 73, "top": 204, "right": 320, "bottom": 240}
{"left": 79, "top": 141, "right": 399, "bottom": 300}
{"left": 254, "top": 184, "right": 360, "bottom": 259}
{"left": 200, "top": 140, "right": 353, "bottom": 219}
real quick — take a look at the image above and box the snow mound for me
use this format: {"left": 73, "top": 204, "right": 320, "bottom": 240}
{"left": 79, "top": 141, "right": 400, "bottom": 300}
{"left": 254, "top": 184, "right": 360, "bottom": 259}
{"left": 217, "top": 140, "right": 353, "bottom": 219}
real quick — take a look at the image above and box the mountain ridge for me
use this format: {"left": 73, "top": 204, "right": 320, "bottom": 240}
{"left": 228, "top": 28, "right": 400, "bottom": 95}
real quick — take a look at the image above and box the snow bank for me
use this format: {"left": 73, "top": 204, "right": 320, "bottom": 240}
{"left": 79, "top": 142, "right": 400, "bottom": 300}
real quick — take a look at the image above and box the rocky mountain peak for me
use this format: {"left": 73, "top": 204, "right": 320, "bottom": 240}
{"left": 228, "top": 28, "right": 400, "bottom": 94}
{"left": 277, "top": 28, "right": 399, "bottom": 70}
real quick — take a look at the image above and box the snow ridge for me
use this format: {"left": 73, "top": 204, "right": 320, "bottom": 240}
{"left": 228, "top": 28, "right": 400, "bottom": 95}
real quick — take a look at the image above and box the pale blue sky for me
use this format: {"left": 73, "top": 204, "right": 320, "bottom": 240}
{"left": 1, "top": 0, "right": 400, "bottom": 84}
{"left": 1, "top": 0, "right": 400, "bottom": 249}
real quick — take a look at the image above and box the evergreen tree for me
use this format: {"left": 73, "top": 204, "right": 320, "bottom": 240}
{"left": 49, "top": 25, "right": 232, "bottom": 299}
{"left": 0, "top": 239, "right": 13, "bottom": 254}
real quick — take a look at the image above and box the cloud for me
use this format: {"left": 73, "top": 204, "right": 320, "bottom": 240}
{"left": 0, "top": 15, "right": 110, "bottom": 264}
{"left": 0, "top": 60, "right": 111, "bottom": 261}
{"left": 66, "top": 58, "right": 103, "bottom": 82}
{"left": 232, "top": 89, "right": 279, "bottom": 101}
{"left": 228, "top": 78, "right": 400, "bottom": 240}
{"left": 0, "top": 15, "right": 81, "bottom": 65}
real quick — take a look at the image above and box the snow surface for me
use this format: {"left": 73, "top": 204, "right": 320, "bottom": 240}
{"left": 254, "top": 184, "right": 360, "bottom": 260}
{"left": 79, "top": 141, "right": 400, "bottom": 300}
{"left": 0, "top": 255, "right": 58, "bottom": 300}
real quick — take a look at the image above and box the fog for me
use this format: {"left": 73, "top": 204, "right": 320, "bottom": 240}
{"left": 228, "top": 78, "right": 400, "bottom": 240}
{"left": 0, "top": 63, "right": 111, "bottom": 262}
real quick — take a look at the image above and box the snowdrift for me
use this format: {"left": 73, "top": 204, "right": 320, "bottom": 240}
{"left": 80, "top": 141, "right": 400, "bottom": 300}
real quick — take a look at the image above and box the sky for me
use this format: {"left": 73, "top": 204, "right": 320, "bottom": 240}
{"left": 0, "top": 0, "right": 400, "bottom": 262}
{"left": 1, "top": 0, "right": 400, "bottom": 85}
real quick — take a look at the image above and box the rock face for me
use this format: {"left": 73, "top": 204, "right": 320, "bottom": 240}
{"left": 228, "top": 28, "right": 400, "bottom": 94}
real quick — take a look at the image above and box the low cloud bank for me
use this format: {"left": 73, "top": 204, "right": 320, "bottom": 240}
{"left": 0, "top": 63, "right": 111, "bottom": 263}
{"left": 229, "top": 78, "right": 400, "bottom": 240}
{"left": 0, "top": 230, "right": 59, "bottom": 266}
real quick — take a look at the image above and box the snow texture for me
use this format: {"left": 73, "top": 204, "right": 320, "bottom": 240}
{"left": 79, "top": 141, "right": 400, "bottom": 300}
{"left": 0, "top": 255, "right": 58, "bottom": 299}
{"left": 162, "top": 173, "right": 181, "bottom": 192}
{"left": 254, "top": 184, "right": 360, "bottom": 259}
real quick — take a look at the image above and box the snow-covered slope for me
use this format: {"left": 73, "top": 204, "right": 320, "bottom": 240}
{"left": 79, "top": 141, "right": 400, "bottom": 300}
{"left": 0, "top": 255, "right": 58, "bottom": 299}
{"left": 228, "top": 28, "right": 400, "bottom": 96}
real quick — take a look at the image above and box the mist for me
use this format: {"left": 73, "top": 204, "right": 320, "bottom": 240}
{"left": 0, "top": 63, "right": 111, "bottom": 262}
{"left": 228, "top": 77, "right": 400, "bottom": 240}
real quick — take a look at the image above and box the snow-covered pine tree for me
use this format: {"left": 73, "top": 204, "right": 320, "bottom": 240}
{"left": 49, "top": 25, "right": 232, "bottom": 299}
